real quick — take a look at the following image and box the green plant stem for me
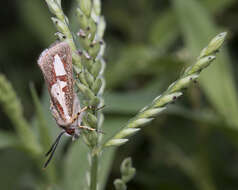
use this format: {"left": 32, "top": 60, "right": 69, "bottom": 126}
{"left": 90, "top": 152, "right": 99, "bottom": 190}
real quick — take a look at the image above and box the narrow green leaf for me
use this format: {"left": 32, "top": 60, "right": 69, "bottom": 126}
{"left": 0, "top": 75, "right": 42, "bottom": 157}
{"left": 149, "top": 0, "right": 235, "bottom": 47}
{"left": 0, "top": 131, "right": 18, "bottom": 149}
{"left": 30, "top": 83, "right": 52, "bottom": 151}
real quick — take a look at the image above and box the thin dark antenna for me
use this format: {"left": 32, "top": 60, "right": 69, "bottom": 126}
{"left": 45, "top": 131, "right": 65, "bottom": 156}
{"left": 43, "top": 131, "right": 65, "bottom": 169}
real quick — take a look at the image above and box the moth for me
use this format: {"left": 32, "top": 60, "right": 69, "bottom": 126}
{"left": 38, "top": 42, "right": 95, "bottom": 168}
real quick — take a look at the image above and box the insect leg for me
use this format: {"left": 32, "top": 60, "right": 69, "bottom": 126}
{"left": 78, "top": 125, "right": 104, "bottom": 134}
{"left": 70, "top": 104, "right": 106, "bottom": 125}
{"left": 69, "top": 106, "right": 89, "bottom": 124}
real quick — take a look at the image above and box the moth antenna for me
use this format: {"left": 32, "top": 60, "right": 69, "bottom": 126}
{"left": 43, "top": 131, "right": 65, "bottom": 168}
{"left": 70, "top": 106, "right": 89, "bottom": 124}
{"left": 45, "top": 141, "right": 57, "bottom": 157}
{"left": 45, "top": 131, "right": 65, "bottom": 156}
{"left": 43, "top": 141, "right": 59, "bottom": 169}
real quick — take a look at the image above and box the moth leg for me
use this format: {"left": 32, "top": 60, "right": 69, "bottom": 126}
{"left": 78, "top": 125, "right": 96, "bottom": 131}
{"left": 69, "top": 106, "right": 89, "bottom": 124}
{"left": 78, "top": 125, "right": 104, "bottom": 134}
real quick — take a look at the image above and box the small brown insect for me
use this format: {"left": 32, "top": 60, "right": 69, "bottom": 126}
{"left": 38, "top": 42, "right": 96, "bottom": 168}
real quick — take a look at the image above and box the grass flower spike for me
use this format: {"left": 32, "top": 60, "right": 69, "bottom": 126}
{"left": 105, "top": 32, "right": 227, "bottom": 147}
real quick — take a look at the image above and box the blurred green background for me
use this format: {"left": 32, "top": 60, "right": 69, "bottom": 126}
{"left": 1, "top": 0, "right": 238, "bottom": 189}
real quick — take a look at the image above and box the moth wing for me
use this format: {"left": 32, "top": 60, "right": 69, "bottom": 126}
{"left": 38, "top": 42, "right": 74, "bottom": 121}
{"left": 50, "top": 100, "right": 66, "bottom": 126}
{"left": 50, "top": 79, "right": 71, "bottom": 122}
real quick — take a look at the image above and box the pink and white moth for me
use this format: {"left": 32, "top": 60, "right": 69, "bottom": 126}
{"left": 38, "top": 42, "right": 94, "bottom": 168}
